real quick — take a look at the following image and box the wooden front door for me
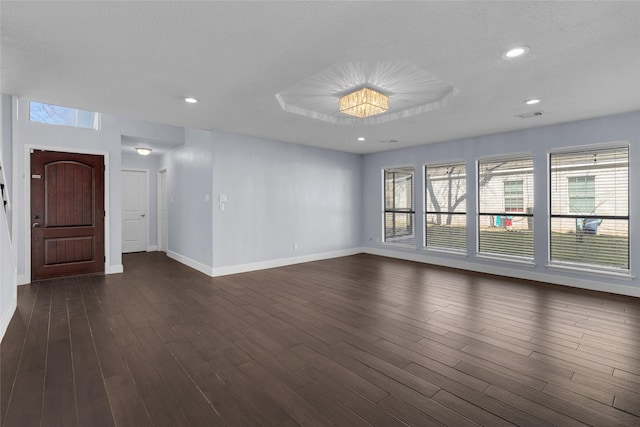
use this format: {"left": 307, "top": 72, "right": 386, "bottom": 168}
{"left": 31, "top": 150, "right": 105, "bottom": 280}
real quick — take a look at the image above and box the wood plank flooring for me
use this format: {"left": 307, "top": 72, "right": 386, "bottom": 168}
{"left": 2, "top": 252, "right": 640, "bottom": 426}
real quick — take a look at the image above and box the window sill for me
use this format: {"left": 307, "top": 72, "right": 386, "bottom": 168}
{"left": 424, "top": 247, "right": 467, "bottom": 257}
{"left": 546, "top": 263, "right": 634, "bottom": 281}
{"left": 476, "top": 253, "right": 536, "bottom": 267}
{"left": 382, "top": 242, "right": 417, "bottom": 250}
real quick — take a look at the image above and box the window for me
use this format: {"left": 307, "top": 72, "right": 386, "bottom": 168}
{"left": 425, "top": 162, "right": 466, "bottom": 251}
{"left": 550, "top": 146, "right": 628, "bottom": 271}
{"left": 504, "top": 180, "right": 524, "bottom": 212}
{"left": 478, "top": 156, "right": 534, "bottom": 259}
{"left": 29, "top": 101, "right": 100, "bottom": 130}
{"left": 568, "top": 176, "right": 595, "bottom": 214}
{"left": 384, "top": 167, "right": 414, "bottom": 245}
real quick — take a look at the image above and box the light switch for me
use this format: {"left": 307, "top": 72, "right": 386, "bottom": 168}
{"left": 219, "top": 194, "right": 227, "bottom": 203}
{"left": 219, "top": 202, "right": 225, "bottom": 211}
{"left": 205, "top": 194, "right": 211, "bottom": 202}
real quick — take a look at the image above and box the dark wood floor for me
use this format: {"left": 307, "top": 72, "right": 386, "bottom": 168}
{"left": 2, "top": 253, "right": 640, "bottom": 426}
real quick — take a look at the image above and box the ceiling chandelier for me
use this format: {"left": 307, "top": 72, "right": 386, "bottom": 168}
{"left": 339, "top": 87, "right": 389, "bottom": 118}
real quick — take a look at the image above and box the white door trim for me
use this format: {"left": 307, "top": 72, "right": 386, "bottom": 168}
{"left": 121, "top": 168, "right": 150, "bottom": 253}
{"left": 157, "top": 168, "right": 168, "bottom": 253}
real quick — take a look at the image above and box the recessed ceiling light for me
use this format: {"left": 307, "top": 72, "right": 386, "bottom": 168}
{"left": 524, "top": 98, "right": 541, "bottom": 105}
{"left": 184, "top": 97, "right": 198, "bottom": 103}
{"left": 136, "top": 147, "right": 152, "bottom": 156}
{"left": 502, "top": 46, "right": 530, "bottom": 59}
{"left": 357, "top": 137, "right": 366, "bottom": 141}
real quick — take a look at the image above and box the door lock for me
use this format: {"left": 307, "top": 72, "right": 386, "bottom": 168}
{"left": 32, "top": 223, "right": 40, "bottom": 229}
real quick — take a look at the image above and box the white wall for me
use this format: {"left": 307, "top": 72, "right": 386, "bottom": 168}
{"left": 210, "top": 130, "right": 362, "bottom": 274}
{"left": 158, "top": 128, "right": 214, "bottom": 273}
{"left": 14, "top": 99, "right": 123, "bottom": 283}
{"left": 122, "top": 153, "right": 159, "bottom": 249}
{"left": 362, "top": 111, "right": 640, "bottom": 297}
{"left": 1, "top": 95, "right": 12, "bottom": 232}
{"left": 157, "top": 129, "right": 363, "bottom": 276}
{"left": 0, "top": 94, "right": 17, "bottom": 340}
{"left": 13, "top": 100, "right": 186, "bottom": 284}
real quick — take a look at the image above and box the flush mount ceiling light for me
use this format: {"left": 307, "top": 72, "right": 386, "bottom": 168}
{"left": 339, "top": 87, "right": 389, "bottom": 118}
{"left": 276, "top": 61, "right": 458, "bottom": 125}
{"left": 502, "top": 46, "right": 530, "bottom": 59}
{"left": 357, "top": 137, "right": 366, "bottom": 141}
{"left": 184, "top": 97, "right": 198, "bottom": 103}
{"left": 135, "top": 147, "right": 152, "bottom": 156}
{"left": 524, "top": 98, "right": 541, "bottom": 105}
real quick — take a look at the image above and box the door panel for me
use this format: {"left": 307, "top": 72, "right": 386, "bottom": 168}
{"left": 31, "top": 150, "right": 105, "bottom": 280}
{"left": 121, "top": 170, "right": 148, "bottom": 253}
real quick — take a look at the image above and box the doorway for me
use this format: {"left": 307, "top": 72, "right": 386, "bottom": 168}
{"left": 30, "top": 150, "right": 105, "bottom": 280}
{"left": 121, "top": 169, "right": 148, "bottom": 253}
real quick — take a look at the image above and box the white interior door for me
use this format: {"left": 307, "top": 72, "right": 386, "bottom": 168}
{"left": 122, "top": 169, "right": 148, "bottom": 253}
{"left": 159, "top": 170, "right": 168, "bottom": 252}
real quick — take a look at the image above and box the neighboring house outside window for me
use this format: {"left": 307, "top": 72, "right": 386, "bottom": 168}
{"left": 504, "top": 180, "right": 524, "bottom": 212}
{"left": 550, "top": 146, "right": 629, "bottom": 271}
{"left": 477, "top": 156, "right": 534, "bottom": 259}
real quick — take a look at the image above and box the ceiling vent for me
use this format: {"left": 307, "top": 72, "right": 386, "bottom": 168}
{"left": 515, "top": 111, "right": 543, "bottom": 119}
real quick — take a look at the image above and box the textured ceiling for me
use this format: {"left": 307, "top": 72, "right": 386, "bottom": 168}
{"left": 1, "top": 1, "right": 639, "bottom": 154}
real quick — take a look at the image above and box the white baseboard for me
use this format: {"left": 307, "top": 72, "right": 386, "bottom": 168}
{"left": 210, "top": 248, "right": 363, "bottom": 277}
{"left": 0, "top": 293, "right": 17, "bottom": 341}
{"left": 106, "top": 264, "right": 124, "bottom": 274}
{"left": 363, "top": 247, "right": 640, "bottom": 298}
{"left": 167, "top": 250, "right": 214, "bottom": 276}
{"left": 147, "top": 245, "right": 158, "bottom": 252}
{"left": 17, "top": 274, "right": 28, "bottom": 285}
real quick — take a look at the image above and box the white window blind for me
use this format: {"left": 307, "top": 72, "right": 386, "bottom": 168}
{"left": 550, "top": 146, "right": 629, "bottom": 270}
{"left": 425, "top": 162, "right": 466, "bottom": 251}
{"left": 478, "top": 156, "right": 534, "bottom": 258}
{"left": 384, "top": 167, "right": 415, "bottom": 245}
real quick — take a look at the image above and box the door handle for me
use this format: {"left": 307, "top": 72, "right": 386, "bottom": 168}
{"left": 32, "top": 222, "right": 40, "bottom": 229}
{"left": 141, "top": 214, "right": 146, "bottom": 217}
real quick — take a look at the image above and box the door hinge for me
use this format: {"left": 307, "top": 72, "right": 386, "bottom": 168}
{"left": 104, "top": 256, "right": 106, "bottom": 262}
{"left": 104, "top": 210, "right": 106, "bottom": 217}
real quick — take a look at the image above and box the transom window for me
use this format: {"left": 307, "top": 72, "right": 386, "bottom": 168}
{"left": 29, "top": 101, "right": 100, "bottom": 130}
{"left": 425, "top": 162, "right": 466, "bottom": 251}
{"left": 550, "top": 146, "right": 629, "bottom": 271}
{"left": 384, "top": 167, "right": 415, "bottom": 245}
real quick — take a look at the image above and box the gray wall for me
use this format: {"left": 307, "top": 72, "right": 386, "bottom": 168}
{"left": 210, "top": 130, "right": 362, "bottom": 269}
{"left": 159, "top": 128, "right": 214, "bottom": 270}
{"left": 362, "top": 111, "right": 640, "bottom": 297}
{"left": 158, "top": 128, "right": 362, "bottom": 274}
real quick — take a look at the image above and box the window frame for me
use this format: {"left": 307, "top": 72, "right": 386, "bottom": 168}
{"left": 382, "top": 165, "right": 416, "bottom": 247}
{"left": 424, "top": 161, "right": 467, "bottom": 253}
{"left": 476, "top": 154, "right": 535, "bottom": 261}
{"left": 548, "top": 143, "right": 630, "bottom": 273}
